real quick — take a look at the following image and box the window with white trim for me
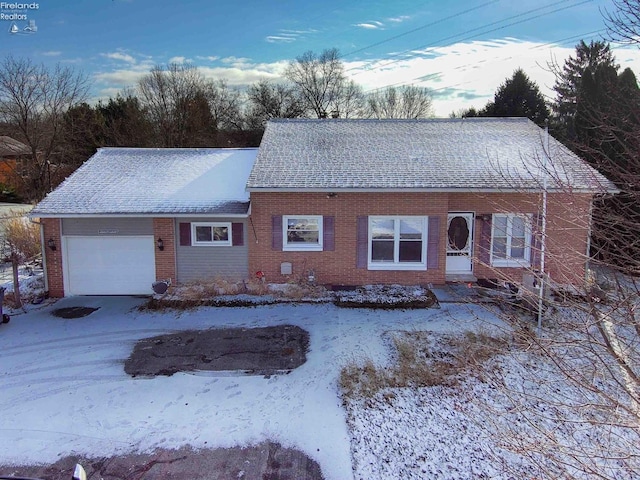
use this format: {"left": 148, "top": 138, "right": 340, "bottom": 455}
{"left": 368, "top": 216, "right": 427, "bottom": 270}
{"left": 283, "top": 216, "right": 323, "bottom": 251}
{"left": 191, "top": 222, "right": 232, "bottom": 246}
{"left": 491, "top": 214, "right": 531, "bottom": 267}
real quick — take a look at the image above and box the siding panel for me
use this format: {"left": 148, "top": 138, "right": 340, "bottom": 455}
{"left": 175, "top": 217, "right": 248, "bottom": 283}
{"left": 62, "top": 217, "right": 153, "bottom": 236}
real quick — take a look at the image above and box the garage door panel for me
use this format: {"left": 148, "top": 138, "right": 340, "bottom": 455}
{"left": 64, "top": 236, "right": 156, "bottom": 295}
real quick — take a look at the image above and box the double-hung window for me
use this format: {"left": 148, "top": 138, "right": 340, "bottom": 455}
{"left": 491, "top": 214, "right": 531, "bottom": 267}
{"left": 191, "top": 222, "right": 232, "bottom": 246}
{"left": 283, "top": 216, "right": 323, "bottom": 251}
{"left": 368, "top": 216, "right": 427, "bottom": 270}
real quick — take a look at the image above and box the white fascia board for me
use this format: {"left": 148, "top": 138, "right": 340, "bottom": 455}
{"left": 245, "top": 187, "right": 604, "bottom": 194}
{"left": 29, "top": 212, "right": 250, "bottom": 219}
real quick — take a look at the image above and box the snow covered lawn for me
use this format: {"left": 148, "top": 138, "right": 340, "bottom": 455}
{"left": 1, "top": 295, "right": 637, "bottom": 479}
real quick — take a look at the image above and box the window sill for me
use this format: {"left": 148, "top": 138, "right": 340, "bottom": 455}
{"left": 368, "top": 262, "right": 427, "bottom": 271}
{"left": 491, "top": 260, "right": 531, "bottom": 268}
{"left": 192, "top": 242, "right": 232, "bottom": 247}
{"left": 283, "top": 245, "right": 323, "bottom": 252}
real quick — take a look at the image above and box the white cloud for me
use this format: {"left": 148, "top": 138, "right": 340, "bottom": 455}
{"left": 388, "top": 15, "right": 411, "bottom": 23}
{"left": 102, "top": 52, "right": 136, "bottom": 64}
{"left": 196, "top": 55, "right": 220, "bottom": 62}
{"left": 169, "top": 56, "right": 191, "bottom": 64}
{"left": 354, "top": 21, "right": 384, "bottom": 30}
{"left": 266, "top": 35, "right": 297, "bottom": 44}
{"left": 41, "top": 51, "right": 61, "bottom": 57}
{"left": 344, "top": 38, "right": 640, "bottom": 116}
{"left": 264, "top": 28, "right": 317, "bottom": 43}
{"left": 88, "top": 38, "right": 640, "bottom": 117}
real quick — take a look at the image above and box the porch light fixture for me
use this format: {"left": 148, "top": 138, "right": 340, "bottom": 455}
{"left": 326, "top": 192, "right": 338, "bottom": 198}
{"left": 156, "top": 238, "right": 164, "bottom": 251}
{"left": 47, "top": 238, "right": 56, "bottom": 251}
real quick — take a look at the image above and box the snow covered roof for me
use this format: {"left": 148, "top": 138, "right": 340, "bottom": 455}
{"left": 32, "top": 148, "right": 258, "bottom": 217}
{"left": 247, "top": 118, "right": 617, "bottom": 193}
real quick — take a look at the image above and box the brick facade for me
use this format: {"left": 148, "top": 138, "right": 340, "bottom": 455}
{"left": 248, "top": 191, "right": 593, "bottom": 287}
{"left": 153, "top": 218, "right": 176, "bottom": 284}
{"left": 41, "top": 191, "right": 593, "bottom": 296}
{"left": 41, "top": 218, "right": 64, "bottom": 297}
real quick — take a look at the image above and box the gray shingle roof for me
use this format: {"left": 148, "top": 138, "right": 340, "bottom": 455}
{"left": 246, "top": 118, "right": 616, "bottom": 193}
{"left": 32, "top": 148, "right": 258, "bottom": 217}
{"left": 0, "top": 136, "right": 30, "bottom": 157}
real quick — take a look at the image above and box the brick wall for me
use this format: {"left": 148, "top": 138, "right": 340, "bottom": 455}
{"left": 249, "top": 191, "right": 593, "bottom": 287}
{"left": 41, "top": 218, "right": 64, "bottom": 297}
{"left": 153, "top": 218, "right": 176, "bottom": 283}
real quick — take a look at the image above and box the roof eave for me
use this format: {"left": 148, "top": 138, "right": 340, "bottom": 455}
{"left": 246, "top": 186, "right": 607, "bottom": 194}
{"left": 29, "top": 212, "right": 250, "bottom": 219}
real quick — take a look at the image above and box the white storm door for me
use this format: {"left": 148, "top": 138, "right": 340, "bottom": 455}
{"left": 446, "top": 213, "right": 474, "bottom": 273}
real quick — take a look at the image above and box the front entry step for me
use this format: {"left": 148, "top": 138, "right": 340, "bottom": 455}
{"left": 446, "top": 273, "right": 478, "bottom": 283}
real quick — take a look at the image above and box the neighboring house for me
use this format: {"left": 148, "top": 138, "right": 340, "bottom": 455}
{"left": 31, "top": 118, "right": 616, "bottom": 297}
{"left": 30, "top": 148, "right": 257, "bottom": 296}
{"left": 0, "top": 136, "right": 31, "bottom": 185}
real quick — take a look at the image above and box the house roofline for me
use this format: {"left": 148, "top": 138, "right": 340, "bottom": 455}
{"left": 245, "top": 187, "right": 617, "bottom": 194}
{"left": 29, "top": 212, "right": 250, "bottom": 219}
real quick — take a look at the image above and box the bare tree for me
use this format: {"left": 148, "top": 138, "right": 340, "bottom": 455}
{"left": 284, "top": 48, "right": 348, "bottom": 118}
{"left": 366, "top": 85, "right": 433, "bottom": 119}
{"left": 246, "top": 80, "right": 305, "bottom": 127}
{"left": 138, "top": 64, "right": 242, "bottom": 147}
{"left": 204, "top": 79, "right": 242, "bottom": 132}
{"left": 333, "top": 79, "right": 366, "bottom": 119}
{"left": 604, "top": 0, "right": 640, "bottom": 46}
{"left": 138, "top": 63, "right": 207, "bottom": 147}
{"left": 0, "top": 55, "right": 89, "bottom": 200}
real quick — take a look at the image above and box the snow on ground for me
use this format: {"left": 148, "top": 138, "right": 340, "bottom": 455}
{"left": 0, "top": 294, "right": 497, "bottom": 480}
{"left": 1, "top": 283, "right": 637, "bottom": 480}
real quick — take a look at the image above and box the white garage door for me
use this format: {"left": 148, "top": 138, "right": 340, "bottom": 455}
{"left": 64, "top": 236, "right": 156, "bottom": 295}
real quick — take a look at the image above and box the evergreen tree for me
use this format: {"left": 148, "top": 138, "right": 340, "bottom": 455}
{"left": 551, "top": 40, "right": 618, "bottom": 140}
{"left": 483, "top": 68, "right": 550, "bottom": 126}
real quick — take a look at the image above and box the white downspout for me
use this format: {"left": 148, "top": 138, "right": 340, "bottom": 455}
{"left": 537, "top": 124, "right": 549, "bottom": 330}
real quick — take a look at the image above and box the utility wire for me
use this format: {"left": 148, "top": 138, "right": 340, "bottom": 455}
{"left": 357, "top": 0, "right": 595, "bottom": 94}
{"left": 348, "top": 0, "right": 593, "bottom": 78}
{"left": 340, "top": 0, "right": 500, "bottom": 60}
{"left": 354, "top": 27, "right": 607, "bottom": 112}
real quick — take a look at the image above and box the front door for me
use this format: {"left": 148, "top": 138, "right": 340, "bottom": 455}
{"left": 446, "top": 213, "right": 474, "bottom": 273}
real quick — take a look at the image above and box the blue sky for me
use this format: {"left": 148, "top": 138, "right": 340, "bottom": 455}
{"left": 3, "top": 0, "right": 640, "bottom": 115}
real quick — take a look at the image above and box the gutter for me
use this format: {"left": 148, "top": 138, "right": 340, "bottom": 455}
{"left": 29, "top": 212, "right": 251, "bottom": 219}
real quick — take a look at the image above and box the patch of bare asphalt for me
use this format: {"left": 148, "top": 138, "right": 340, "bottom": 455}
{"left": 124, "top": 325, "right": 309, "bottom": 377}
{"left": 51, "top": 306, "right": 100, "bottom": 319}
{"left": 0, "top": 442, "right": 325, "bottom": 480}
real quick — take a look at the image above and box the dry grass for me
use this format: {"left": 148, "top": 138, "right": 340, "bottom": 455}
{"left": 340, "top": 330, "right": 511, "bottom": 399}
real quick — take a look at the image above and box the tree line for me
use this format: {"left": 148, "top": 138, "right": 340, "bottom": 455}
{"left": 0, "top": 48, "right": 435, "bottom": 202}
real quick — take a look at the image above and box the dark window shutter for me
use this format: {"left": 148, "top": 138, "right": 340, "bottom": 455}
{"left": 272, "top": 216, "right": 283, "bottom": 251}
{"left": 478, "top": 215, "right": 492, "bottom": 265}
{"left": 323, "top": 216, "right": 335, "bottom": 251}
{"left": 232, "top": 223, "right": 244, "bottom": 246}
{"left": 530, "top": 213, "right": 542, "bottom": 269}
{"left": 179, "top": 223, "right": 191, "bottom": 246}
{"left": 356, "top": 216, "right": 368, "bottom": 269}
{"left": 427, "top": 216, "right": 440, "bottom": 269}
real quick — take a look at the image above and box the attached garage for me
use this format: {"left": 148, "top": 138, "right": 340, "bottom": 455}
{"left": 63, "top": 236, "right": 156, "bottom": 295}
{"left": 30, "top": 147, "right": 258, "bottom": 297}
